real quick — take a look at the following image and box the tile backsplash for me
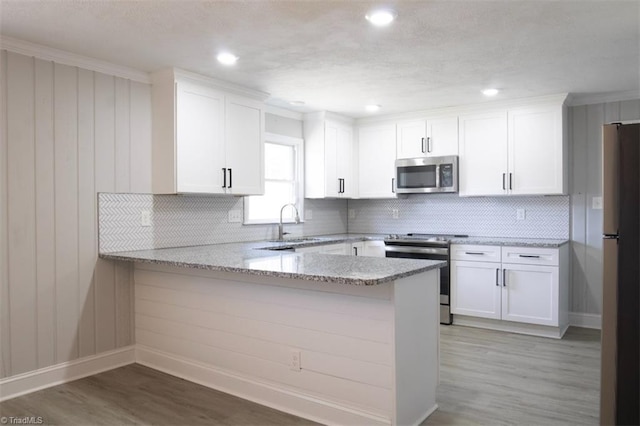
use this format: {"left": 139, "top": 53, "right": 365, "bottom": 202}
{"left": 347, "top": 194, "right": 569, "bottom": 239}
{"left": 98, "top": 193, "right": 347, "bottom": 253}
{"left": 99, "top": 192, "right": 569, "bottom": 253}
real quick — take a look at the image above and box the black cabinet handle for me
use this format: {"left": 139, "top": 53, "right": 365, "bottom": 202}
{"left": 465, "top": 252, "right": 484, "bottom": 255}
{"left": 519, "top": 254, "right": 540, "bottom": 258}
{"left": 228, "top": 168, "right": 233, "bottom": 189}
{"left": 421, "top": 137, "right": 426, "bottom": 153}
{"left": 502, "top": 269, "right": 507, "bottom": 287}
{"left": 509, "top": 173, "right": 513, "bottom": 190}
{"left": 353, "top": 247, "right": 358, "bottom": 256}
{"left": 222, "top": 168, "right": 227, "bottom": 188}
{"left": 495, "top": 268, "right": 500, "bottom": 286}
{"left": 427, "top": 136, "right": 432, "bottom": 153}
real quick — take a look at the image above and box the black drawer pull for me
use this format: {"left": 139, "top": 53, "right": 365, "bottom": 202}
{"left": 495, "top": 268, "right": 499, "bottom": 286}
{"left": 519, "top": 254, "right": 540, "bottom": 258}
{"left": 465, "top": 252, "right": 484, "bottom": 255}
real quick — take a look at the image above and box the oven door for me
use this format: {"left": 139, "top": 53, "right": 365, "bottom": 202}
{"left": 384, "top": 245, "right": 451, "bottom": 324}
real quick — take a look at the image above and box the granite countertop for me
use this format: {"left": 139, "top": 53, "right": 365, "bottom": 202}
{"left": 100, "top": 237, "right": 444, "bottom": 286}
{"left": 449, "top": 237, "right": 569, "bottom": 248}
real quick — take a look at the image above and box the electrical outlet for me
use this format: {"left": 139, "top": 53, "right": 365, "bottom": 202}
{"left": 305, "top": 209, "right": 312, "bottom": 220}
{"left": 392, "top": 208, "right": 399, "bottom": 219}
{"left": 140, "top": 210, "right": 152, "bottom": 227}
{"left": 348, "top": 209, "right": 356, "bottom": 219}
{"left": 592, "top": 196, "right": 603, "bottom": 210}
{"left": 516, "top": 209, "right": 526, "bottom": 220}
{"left": 289, "top": 350, "right": 301, "bottom": 371}
{"left": 228, "top": 209, "right": 242, "bottom": 223}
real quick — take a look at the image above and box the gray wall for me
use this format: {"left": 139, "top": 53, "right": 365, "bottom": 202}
{"left": 569, "top": 99, "right": 640, "bottom": 316}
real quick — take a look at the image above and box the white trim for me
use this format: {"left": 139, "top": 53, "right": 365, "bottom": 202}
{"left": 136, "top": 345, "right": 391, "bottom": 426}
{"left": 0, "top": 346, "right": 135, "bottom": 402}
{"left": 568, "top": 312, "right": 602, "bottom": 330}
{"left": 265, "top": 105, "right": 303, "bottom": 121}
{"left": 452, "top": 315, "right": 568, "bottom": 339}
{"left": 567, "top": 90, "right": 640, "bottom": 107}
{"left": 0, "top": 36, "right": 151, "bottom": 83}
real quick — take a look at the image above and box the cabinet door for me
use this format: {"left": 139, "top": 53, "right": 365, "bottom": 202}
{"left": 175, "top": 82, "right": 225, "bottom": 193}
{"left": 336, "top": 124, "right": 353, "bottom": 197}
{"left": 319, "top": 243, "right": 349, "bottom": 255}
{"left": 363, "top": 240, "right": 386, "bottom": 257}
{"left": 324, "top": 123, "right": 340, "bottom": 197}
{"left": 508, "top": 105, "right": 564, "bottom": 195}
{"left": 426, "top": 116, "right": 458, "bottom": 157}
{"left": 225, "top": 96, "right": 264, "bottom": 195}
{"left": 396, "top": 120, "right": 427, "bottom": 159}
{"left": 451, "top": 260, "right": 501, "bottom": 319}
{"left": 501, "top": 264, "right": 558, "bottom": 326}
{"left": 458, "top": 111, "right": 508, "bottom": 196}
{"left": 358, "top": 125, "right": 397, "bottom": 198}
{"left": 350, "top": 241, "right": 365, "bottom": 256}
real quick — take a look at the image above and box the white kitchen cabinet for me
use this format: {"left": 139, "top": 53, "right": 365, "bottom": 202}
{"left": 396, "top": 116, "right": 458, "bottom": 159}
{"left": 458, "top": 97, "right": 567, "bottom": 196}
{"left": 304, "top": 112, "right": 354, "bottom": 198}
{"left": 350, "top": 241, "right": 365, "bottom": 256}
{"left": 450, "top": 244, "right": 568, "bottom": 337}
{"left": 458, "top": 111, "right": 509, "bottom": 196}
{"left": 357, "top": 124, "right": 397, "bottom": 198}
{"left": 363, "top": 240, "right": 386, "bottom": 257}
{"left": 295, "top": 240, "right": 385, "bottom": 257}
{"left": 152, "top": 69, "right": 266, "bottom": 195}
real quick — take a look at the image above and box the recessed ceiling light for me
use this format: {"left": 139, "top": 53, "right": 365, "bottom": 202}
{"left": 482, "top": 88, "right": 499, "bottom": 97}
{"left": 365, "top": 9, "right": 397, "bottom": 26}
{"left": 365, "top": 104, "right": 381, "bottom": 112}
{"left": 217, "top": 52, "right": 238, "bottom": 65}
{"left": 289, "top": 100, "right": 305, "bottom": 106}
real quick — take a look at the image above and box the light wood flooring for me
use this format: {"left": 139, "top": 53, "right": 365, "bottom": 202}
{"left": 0, "top": 325, "right": 600, "bottom": 425}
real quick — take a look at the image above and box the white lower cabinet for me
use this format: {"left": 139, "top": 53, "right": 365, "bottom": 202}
{"left": 451, "top": 244, "right": 568, "bottom": 336}
{"left": 296, "top": 240, "right": 385, "bottom": 257}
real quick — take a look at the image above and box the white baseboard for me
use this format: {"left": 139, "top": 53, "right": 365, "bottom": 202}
{"left": 569, "top": 312, "right": 602, "bottom": 330}
{"left": 0, "top": 346, "right": 135, "bottom": 402}
{"left": 135, "top": 345, "right": 391, "bottom": 426}
{"left": 453, "top": 316, "right": 568, "bottom": 339}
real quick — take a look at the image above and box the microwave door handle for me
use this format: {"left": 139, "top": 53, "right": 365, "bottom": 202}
{"left": 435, "top": 164, "right": 441, "bottom": 189}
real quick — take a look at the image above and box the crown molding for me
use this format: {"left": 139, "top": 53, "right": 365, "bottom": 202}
{"left": 157, "top": 68, "right": 269, "bottom": 101}
{"left": 567, "top": 90, "right": 640, "bottom": 106}
{"left": 0, "top": 35, "right": 151, "bottom": 83}
{"left": 264, "top": 105, "right": 303, "bottom": 121}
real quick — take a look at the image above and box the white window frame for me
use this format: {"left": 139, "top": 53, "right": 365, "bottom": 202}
{"left": 243, "top": 132, "right": 304, "bottom": 225}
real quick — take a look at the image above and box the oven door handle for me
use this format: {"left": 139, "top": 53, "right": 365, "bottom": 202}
{"left": 384, "top": 245, "right": 449, "bottom": 256}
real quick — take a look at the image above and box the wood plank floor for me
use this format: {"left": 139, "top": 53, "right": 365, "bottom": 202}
{"left": 0, "top": 326, "right": 600, "bottom": 425}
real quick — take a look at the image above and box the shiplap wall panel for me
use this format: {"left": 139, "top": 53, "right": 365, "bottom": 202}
{"left": 0, "top": 49, "right": 9, "bottom": 378}
{"left": 7, "top": 52, "right": 38, "bottom": 375}
{"left": 94, "top": 72, "right": 117, "bottom": 354}
{"left": 0, "top": 50, "right": 151, "bottom": 378}
{"left": 54, "top": 63, "right": 80, "bottom": 363}
{"left": 569, "top": 99, "right": 640, "bottom": 316}
{"left": 34, "top": 58, "right": 56, "bottom": 368}
{"left": 77, "top": 68, "right": 96, "bottom": 358}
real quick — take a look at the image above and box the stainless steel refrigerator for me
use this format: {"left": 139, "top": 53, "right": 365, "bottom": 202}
{"left": 600, "top": 123, "right": 639, "bottom": 426}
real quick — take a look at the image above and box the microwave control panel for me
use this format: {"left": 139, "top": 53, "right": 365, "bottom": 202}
{"left": 440, "top": 164, "right": 454, "bottom": 187}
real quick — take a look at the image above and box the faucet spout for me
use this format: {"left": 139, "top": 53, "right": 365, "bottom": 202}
{"left": 278, "top": 203, "right": 300, "bottom": 241}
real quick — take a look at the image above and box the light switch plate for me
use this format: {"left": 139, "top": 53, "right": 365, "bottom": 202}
{"left": 348, "top": 209, "right": 356, "bottom": 219}
{"left": 516, "top": 209, "right": 526, "bottom": 220}
{"left": 592, "top": 196, "right": 603, "bottom": 210}
{"left": 140, "top": 210, "right": 152, "bottom": 227}
{"left": 305, "top": 209, "right": 312, "bottom": 220}
{"left": 228, "top": 209, "right": 242, "bottom": 223}
{"left": 392, "top": 208, "right": 399, "bottom": 219}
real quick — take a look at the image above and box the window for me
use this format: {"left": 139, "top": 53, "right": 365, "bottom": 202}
{"left": 244, "top": 133, "right": 304, "bottom": 224}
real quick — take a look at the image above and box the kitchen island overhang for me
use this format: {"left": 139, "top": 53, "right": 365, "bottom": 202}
{"left": 101, "top": 244, "right": 445, "bottom": 426}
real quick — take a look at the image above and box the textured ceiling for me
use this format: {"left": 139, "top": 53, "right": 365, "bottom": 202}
{"left": 1, "top": 0, "right": 639, "bottom": 118}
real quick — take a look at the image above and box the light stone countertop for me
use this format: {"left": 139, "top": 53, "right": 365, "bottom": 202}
{"left": 449, "top": 236, "right": 569, "bottom": 248}
{"left": 100, "top": 237, "right": 443, "bottom": 286}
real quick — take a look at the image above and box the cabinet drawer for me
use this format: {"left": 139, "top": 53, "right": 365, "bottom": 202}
{"left": 450, "top": 245, "right": 501, "bottom": 262}
{"left": 501, "top": 246, "right": 558, "bottom": 266}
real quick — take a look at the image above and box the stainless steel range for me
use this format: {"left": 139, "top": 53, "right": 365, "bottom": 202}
{"left": 384, "top": 233, "right": 467, "bottom": 325}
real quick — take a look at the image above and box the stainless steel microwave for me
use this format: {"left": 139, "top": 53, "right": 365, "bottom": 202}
{"left": 395, "top": 156, "right": 458, "bottom": 194}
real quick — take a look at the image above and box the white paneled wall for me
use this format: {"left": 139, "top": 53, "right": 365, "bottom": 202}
{"left": 569, "top": 99, "right": 640, "bottom": 317}
{"left": 0, "top": 50, "right": 151, "bottom": 378}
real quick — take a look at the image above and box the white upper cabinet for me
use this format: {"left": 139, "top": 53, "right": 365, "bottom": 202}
{"left": 396, "top": 116, "right": 458, "bottom": 159}
{"left": 458, "top": 96, "right": 567, "bottom": 197}
{"left": 458, "top": 111, "right": 509, "bottom": 196}
{"left": 304, "top": 112, "right": 354, "bottom": 198}
{"left": 508, "top": 104, "right": 565, "bottom": 195}
{"left": 357, "top": 124, "right": 397, "bottom": 198}
{"left": 152, "top": 69, "right": 266, "bottom": 195}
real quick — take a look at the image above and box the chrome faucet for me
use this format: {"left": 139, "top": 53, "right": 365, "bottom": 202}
{"left": 278, "top": 203, "right": 301, "bottom": 241}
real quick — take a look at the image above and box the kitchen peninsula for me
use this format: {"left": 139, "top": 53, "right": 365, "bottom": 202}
{"left": 101, "top": 241, "right": 445, "bottom": 426}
